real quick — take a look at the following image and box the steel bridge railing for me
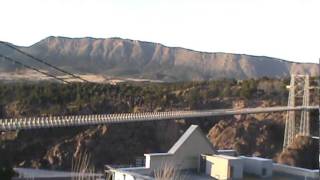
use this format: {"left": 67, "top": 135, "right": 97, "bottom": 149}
{"left": 0, "top": 106, "right": 318, "bottom": 131}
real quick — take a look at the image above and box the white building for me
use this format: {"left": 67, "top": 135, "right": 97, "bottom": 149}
{"left": 106, "top": 124, "right": 319, "bottom": 180}
{"left": 201, "top": 154, "right": 243, "bottom": 179}
{"left": 145, "top": 125, "right": 216, "bottom": 171}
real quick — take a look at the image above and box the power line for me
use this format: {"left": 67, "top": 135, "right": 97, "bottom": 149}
{"left": 0, "top": 41, "right": 90, "bottom": 83}
{"left": 0, "top": 53, "right": 70, "bottom": 84}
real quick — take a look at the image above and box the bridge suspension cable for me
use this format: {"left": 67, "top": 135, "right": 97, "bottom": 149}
{"left": 0, "top": 41, "right": 90, "bottom": 83}
{"left": 0, "top": 54, "right": 70, "bottom": 84}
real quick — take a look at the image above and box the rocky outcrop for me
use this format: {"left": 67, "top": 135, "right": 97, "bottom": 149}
{"left": 208, "top": 115, "right": 319, "bottom": 169}
{"left": 278, "top": 136, "right": 319, "bottom": 169}
{"left": 0, "top": 121, "right": 182, "bottom": 171}
{"left": 207, "top": 117, "right": 284, "bottom": 159}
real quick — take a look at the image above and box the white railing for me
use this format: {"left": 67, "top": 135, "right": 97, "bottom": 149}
{"left": 0, "top": 106, "right": 318, "bottom": 131}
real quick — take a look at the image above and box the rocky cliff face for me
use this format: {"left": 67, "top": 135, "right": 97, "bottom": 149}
{"left": 207, "top": 112, "right": 319, "bottom": 169}
{"left": 207, "top": 116, "right": 285, "bottom": 158}
{"left": 0, "top": 121, "right": 182, "bottom": 171}
{"left": 278, "top": 136, "right": 319, "bottom": 169}
{"left": 1, "top": 36, "right": 318, "bottom": 81}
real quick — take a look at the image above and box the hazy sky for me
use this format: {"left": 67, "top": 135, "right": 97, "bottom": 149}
{"left": 0, "top": 0, "right": 319, "bottom": 63}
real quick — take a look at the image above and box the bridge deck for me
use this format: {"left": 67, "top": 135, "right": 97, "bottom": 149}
{"left": 0, "top": 106, "right": 318, "bottom": 131}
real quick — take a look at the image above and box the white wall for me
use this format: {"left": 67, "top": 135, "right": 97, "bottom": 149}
{"left": 145, "top": 128, "right": 215, "bottom": 171}
{"left": 145, "top": 153, "right": 173, "bottom": 170}
{"left": 113, "top": 170, "right": 154, "bottom": 180}
{"left": 273, "top": 163, "right": 319, "bottom": 179}
{"left": 240, "top": 156, "right": 273, "bottom": 177}
{"left": 229, "top": 159, "right": 243, "bottom": 179}
{"left": 114, "top": 171, "right": 136, "bottom": 180}
{"left": 204, "top": 155, "right": 243, "bottom": 180}
{"left": 168, "top": 129, "right": 216, "bottom": 169}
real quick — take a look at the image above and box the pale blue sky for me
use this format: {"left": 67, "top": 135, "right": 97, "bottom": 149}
{"left": 0, "top": 0, "right": 319, "bottom": 63}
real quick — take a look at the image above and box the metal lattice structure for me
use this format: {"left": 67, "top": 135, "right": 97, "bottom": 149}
{"left": 283, "top": 75, "right": 312, "bottom": 148}
{"left": 299, "top": 75, "right": 310, "bottom": 136}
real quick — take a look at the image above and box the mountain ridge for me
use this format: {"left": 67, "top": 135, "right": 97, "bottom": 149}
{"left": 35, "top": 36, "right": 319, "bottom": 64}
{"left": 0, "top": 36, "right": 318, "bottom": 82}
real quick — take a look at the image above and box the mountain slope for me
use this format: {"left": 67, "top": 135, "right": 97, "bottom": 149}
{"left": 0, "top": 36, "right": 318, "bottom": 81}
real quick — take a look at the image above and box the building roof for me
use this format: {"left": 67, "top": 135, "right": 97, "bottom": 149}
{"left": 240, "top": 156, "right": 273, "bottom": 161}
{"left": 168, "top": 125, "right": 215, "bottom": 154}
{"left": 212, "top": 154, "right": 239, "bottom": 160}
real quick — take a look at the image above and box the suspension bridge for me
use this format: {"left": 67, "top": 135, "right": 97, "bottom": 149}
{"left": 0, "top": 41, "right": 318, "bottom": 149}
{"left": 0, "top": 106, "right": 317, "bottom": 132}
{"left": 0, "top": 75, "right": 319, "bottom": 149}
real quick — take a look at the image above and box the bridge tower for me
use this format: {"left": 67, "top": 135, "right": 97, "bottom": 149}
{"left": 299, "top": 75, "right": 310, "bottom": 136}
{"left": 283, "top": 74, "right": 311, "bottom": 148}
